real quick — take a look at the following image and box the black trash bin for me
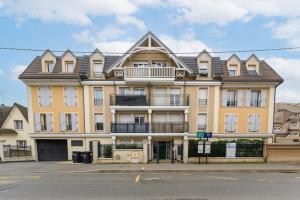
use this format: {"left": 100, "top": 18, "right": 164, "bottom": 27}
{"left": 72, "top": 151, "right": 82, "bottom": 163}
{"left": 81, "top": 151, "right": 93, "bottom": 164}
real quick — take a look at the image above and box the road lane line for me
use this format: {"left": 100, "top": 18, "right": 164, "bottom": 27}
{"left": 206, "top": 176, "right": 238, "bottom": 181}
{"left": 135, "top": 175, "right": 140, "bottom": 183}
{"left": 144, "top": 178, "right": 160, "bottom": 181}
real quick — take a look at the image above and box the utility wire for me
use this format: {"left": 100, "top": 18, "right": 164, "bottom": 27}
{"left": 0, "top": 46, "right": 300, "bottom": 54}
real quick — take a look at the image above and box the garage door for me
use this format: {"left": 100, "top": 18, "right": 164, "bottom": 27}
{"left": 37, "top": 140, "right": 68, "bottom": 161}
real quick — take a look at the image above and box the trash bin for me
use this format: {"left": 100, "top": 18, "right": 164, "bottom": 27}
{"left": 81, "top": 151, "right": 93, "bottom": 164}
{"left": 72, "top": 151, "right": 82, "bottom": 163}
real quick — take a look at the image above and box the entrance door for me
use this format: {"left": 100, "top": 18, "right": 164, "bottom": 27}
{"left": 152, "top": 141, "right": 172, "bottom": 162}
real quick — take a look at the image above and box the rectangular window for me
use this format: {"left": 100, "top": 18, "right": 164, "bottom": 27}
{"left": 17, "top": 140, "right": 27, "bottom": 148}
{"left": 40, "top": 113, "right": 47, "bottom": 131}
{"left": 60, "top": 113, "right": 78, "bottom": 132}
{"left": 71, "top": 140, "right": 83, "bottom": 147}
{"left": 247, "top": 65, "right": 257, "bottom": 76}
{"left": 39, "top": 87, "right": 52, "bottom": 107}
{"left": 95, "top": 113, "right": 103, "bottom": 131}
{"left": 170, "top": 88, "right": 181, "bottom": 106}
{"left": 133, "top": 61, "right": 149, "bottom": 68}
{"left": 198, "top": 114, "right": 207, "bottom": 130}
{"left": 250, "top": 90, "right": 261, "bottom": 107}
{"left": 66, "top": 61, "right": 75, "bottom": 72}
{"left": 45, "top": 61, "right": 54, "bottom": 73}
{"left": 225, "top": 114, "right": 237, "bottom": 132}
{"left": 64, "top": 87, "right": 77, "bottom": 106}
{"left": 34, "top": 113, "right": 52, "bottom": 132}
{"left": 198, "top": 88, "right": 208, "bottom": 106}
{"left": 198, "top": 62, "right": 208, "bottom": 76}
{"left": 118, "top": 87, "right": 130, "bottom": 95}
{"left": 93, "top": 60, "right": 103, "bottom": 73}
{"left": 248, "top": 115, "right": 260, "bottom": 132}
{"left": 133, "top": 88, "right": 145, "bottom": 95}
{"left": 227, "top": 90, "right": 237, "bottom": 107}
{"left": 151, "top": 61, "right": 166, "bottom": 67}
{"left": 134, "top": 115, "right": 145, "bottom": 124}
{"left": 14, "top": 120, "right": 23, "bottom": 130}
{"left": 94, "top": 88, "right": 103, "bottom": 105}
{"left": 65, "top": 113, "right": 72, "bottom": 131}
{"left": 228, "top": 65, "right": 237, "bottom": 76}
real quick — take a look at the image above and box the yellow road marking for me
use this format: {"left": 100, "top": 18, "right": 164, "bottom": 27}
{"left": 135, "top": 175, "right": 140, "bottom": 183}
{"left": 206, "top": 176, "right": 238, "bottom": 181}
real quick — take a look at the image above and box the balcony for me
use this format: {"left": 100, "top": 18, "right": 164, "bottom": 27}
{"left": 111, "top": 122, "right": 189, "bottom": 133}
{"left": 124, "top": 67, "right": 175, "bottom": 81}
{"left": 110, "top": 94, "right": 189, "bottom": 107}
{"left": 111, "top": 123, "right": 149, "bottom": 133}
{"left": 110, "top": 95, "right": 148, "bottom": 106}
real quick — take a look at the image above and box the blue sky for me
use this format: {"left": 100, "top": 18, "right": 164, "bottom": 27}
{"left": 1, "top": 0, "right": 300, "bottom": 106}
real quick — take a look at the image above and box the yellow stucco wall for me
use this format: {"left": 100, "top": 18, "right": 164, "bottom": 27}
{"left": 31, "top": 85, "right": 84, "bottom": 133}
{"left": 218, "top": 88, "right": 269, "bottom": 133}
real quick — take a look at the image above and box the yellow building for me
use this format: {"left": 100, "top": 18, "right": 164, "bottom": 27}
{"left": 19, "top": 32, "right": 283, "bottom": 163}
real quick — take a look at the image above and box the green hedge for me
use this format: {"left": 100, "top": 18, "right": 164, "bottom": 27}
{"left": 188, "top": 139, "right": 263, "bottom": 158}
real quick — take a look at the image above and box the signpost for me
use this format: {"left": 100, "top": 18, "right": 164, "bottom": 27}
{"left": 196, "top": 132, "right": 213, "bottom": 164}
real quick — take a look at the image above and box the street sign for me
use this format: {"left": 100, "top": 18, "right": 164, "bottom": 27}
{"left": 197, "top": 131, "right": 205, "bottom": 138}
{"left": 197, "top": 141, "right": 204, "bottom": 154}
{"left": 205, "top": 142, "right": 211, "bottom": 154}
{"left": 196, "top": 131, "right": 213, "bottom": 139}
{"left": 206, "top": 132, "right": 213, "bottom": 138}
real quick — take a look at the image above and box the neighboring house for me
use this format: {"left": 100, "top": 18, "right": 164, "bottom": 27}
{"left": 274, "top": 103, "right": 300, "bottom": 137}
{"left": 0, "top": 103, "right": 33, "bottom": 160}
{"left": 19, "top": 31, "right": 283, "bottom": 162}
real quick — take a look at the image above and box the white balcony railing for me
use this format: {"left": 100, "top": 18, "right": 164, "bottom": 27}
{"left": 124, "top": 67, "right": 175, "bottom": 79}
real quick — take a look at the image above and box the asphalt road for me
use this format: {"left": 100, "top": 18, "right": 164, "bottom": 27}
{"left": 0, "top": 172, "right": 300, "bottom": 200}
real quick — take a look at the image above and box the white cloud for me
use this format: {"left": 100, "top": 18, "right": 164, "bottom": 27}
{"left": 271, "top": 18, "right": 300, "bottom": 46}
{"left": 265, "top": 57, "right": 300, "bottom": 103}
{"left": 0, "top": 69, "right": 4, "bottom": 76}
{"left": 116, "top": 15, "right": 146, "bottom": 30}
{"left": 94, "top": 40, "right": 134, "bottom": 53}
{"left": 9, "top": 65, "right": 26, "bottom": 80}
{"left": 167, "top": 0, "right": 300, "bottom": 25}
{"left": 0, "top": 0, "right": 137, "bottom": 25}
{"left": 160, "top": 32, "right": 211, "bottom": 55}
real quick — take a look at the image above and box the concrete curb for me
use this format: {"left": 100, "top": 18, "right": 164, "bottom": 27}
{"left": 6, "top": 168, "right": 300, "bottom": 174}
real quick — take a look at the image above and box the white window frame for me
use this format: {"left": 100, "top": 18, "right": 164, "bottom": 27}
{"left": 227, "top": 90, "right": 238, "bottom": 107}
{"left": 45, "top": 61, "right": 54, "bottom": 73}
{"left": 93, "top": 60, "right": 103, "bottom": 74}
{"left": 250, "top": 90, "right": 261, "bottom": 107}
{"left": 65, "top": 61, "right": 75, "bottom": 73}
{"left": 248, "top": 114, "right": 261, "bottom": 132}
{"left": 118, "top": 87, "right": 130, "bottom": 95}
{"left": 198, "top": 88, "right": 208, "bottom": 106}
{"left": 151, "top": 61, "right": 166, "bottom": 68}
{"left": 94, "top": 87, "right": 103, "bottom": 105}
{"left": 14, "top": 120, "right": 23, "bottom": 130}
{"left": 133, "top": 61, "right": 149, "bottom": 68}
{"left": 225, "top": 114, "right": 238, "bottom": 133}
{"left": 228, "top": 66, "right": 237, "bottom": 76}
{"left": 198, "top": 114, "right": 207, "bottom": 131}
{"left": 133, "top": 87, "right": 145, "bottom": 96}
{"left": 94, "top": 113, "right": 104, "bottom": 132}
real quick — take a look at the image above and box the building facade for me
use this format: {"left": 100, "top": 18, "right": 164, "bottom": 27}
{"left": 274, "top": 103, "right": 300, "bottom": 137}
{"left": 0, "top": 103, "right": 32, "bottom": 161}
{"left": 19, "top": 32, "right": 283, "bottom": 162}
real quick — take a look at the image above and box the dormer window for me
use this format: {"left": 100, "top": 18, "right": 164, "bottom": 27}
{"left": 45, "top": 61, "right": 54, "bottom": 73}
{"left": 93, "top": 60, "right": 103, "bottom": 75}
{"left": 198, "top": 61, "right": 209, "bottom": 76}
{"left": 228, "top": 65, "right": 237, "bottom": 76}
{"left": 65, "top": 61, "right": 75, "bottom": 73}
{"left": 247, "top": 65, "right": 257, "bottom": 76}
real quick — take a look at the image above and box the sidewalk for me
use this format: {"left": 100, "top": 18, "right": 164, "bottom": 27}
{"left": 1, "top": 161, "right": 300, "bottom": 174}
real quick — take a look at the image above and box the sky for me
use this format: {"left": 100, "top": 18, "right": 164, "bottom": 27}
{"left": 1, "top": 0, "right": 300, "bottom": 106}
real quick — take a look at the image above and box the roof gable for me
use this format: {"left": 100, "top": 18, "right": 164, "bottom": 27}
{"left": 106, "top": 31, "right": 193, "bottom": 73}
